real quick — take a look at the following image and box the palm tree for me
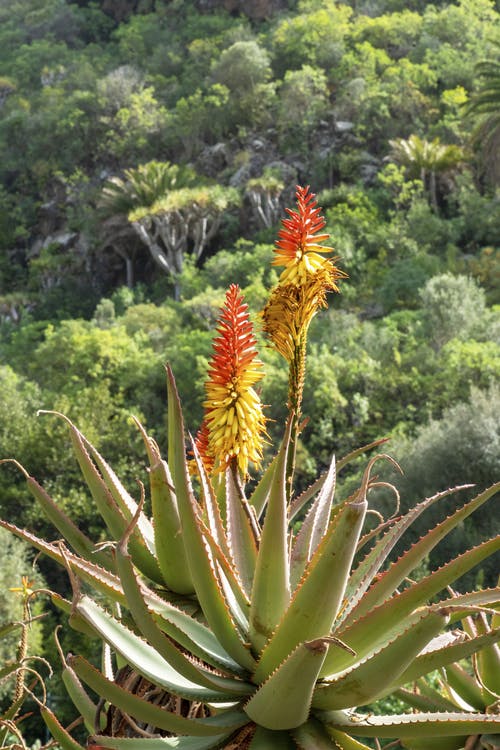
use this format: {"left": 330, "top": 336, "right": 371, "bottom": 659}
{"left": 465, "top": 43, "right": 500, "bottom": 185}
{"left": 389, "top": 134, "right": 464, "bottom": 213}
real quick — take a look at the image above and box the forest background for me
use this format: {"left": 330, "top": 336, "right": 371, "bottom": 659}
{"left": 0, "top": 0, "right": 499, "bottom": 734}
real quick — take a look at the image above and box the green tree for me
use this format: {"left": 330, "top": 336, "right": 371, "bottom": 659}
{"left": 419, "top": 272, "right": 486, "bottom": 349}
{"left": 211, "top": 40, "right": 275, "bottom": 128}
{"left": 129, "top": 185, "right": 241, "bottom": 299}
{"left": 466, "top": 42, "right": 500, "bottom": 184}
{"left": 100, "top": 161, "right": 198, "bottom": 288}
{"left": 389, "top": 134, "right": 465, "bottom": 212}
{"left": 277, "top": 65, "right": 330, "bottom": 150}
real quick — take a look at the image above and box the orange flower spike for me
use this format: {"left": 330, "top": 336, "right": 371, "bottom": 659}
{"left": 192, "top": 419, "right": 214, "bottom": 476}
{"left": 273, "top": 185, "right": 334, "bottom": 284}
{"left": 204, "top": 285, "right": 266, "bottom": 476}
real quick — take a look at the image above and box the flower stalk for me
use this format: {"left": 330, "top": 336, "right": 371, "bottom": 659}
{"left": 262, "top": 185, "right": 345, "bottom": 495}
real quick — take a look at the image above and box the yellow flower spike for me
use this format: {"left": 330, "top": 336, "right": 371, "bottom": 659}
{"left": 273, "top": 185, "right": 345, "bottom": 287}
{"left": 202, "top": 284, "right": 267, "bottom": 476}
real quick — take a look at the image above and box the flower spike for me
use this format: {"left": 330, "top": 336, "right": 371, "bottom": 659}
{"left": 273, "top": 185, "right": 343, "bottom": 286}
{"left": 203, "top": 284, "right": 266, "bottom": 476}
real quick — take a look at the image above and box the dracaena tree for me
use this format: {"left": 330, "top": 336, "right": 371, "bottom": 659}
{"left": 1, "top": 187, "right": 499, "bottom": 750}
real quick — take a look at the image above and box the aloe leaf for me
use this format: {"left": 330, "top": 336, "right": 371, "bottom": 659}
{"left": 249, "top": 421, "right": 292, "bottom": 653}
{"left": 139, "top": 421, "right": 193, "bottom": 594}
{"left": 253, "top": 498, "right": 367, "bottom": 683}
{"left": 394, "top": 685, "right": 459, "bottom": 712}
{"left": 321, "top": 726, "right": 375, "bottom": 750}
{"left": 71, "top": 656, "right": 248, "bottom": 737}
{"left": 191, "top": 442, "right": 228, "bottom": 557}
{"left": 344, "top": 482, "right": 500, "bottom": 624}
{"left": 78, "top": 422, "right": 156, "bottom": 551}
{"left": 432, "top": 587, "right": 500, "bottom": 621}
{"left": 249, "top": 727, "right": 297, "bottom": 748}
{"left": 200, "top": 523, "right": 250, "bottom": 624}
{"left": 245, "top": 639, "right": 329, "bottom": 730}
{"left": 394, "top": 626, "right": 500, "bottom": 685}
{"left": 443, "top": 663, "right": 486, "bottom": 710}
{"left": 165, "top": 366, "right": 255, "bottom": 672}
{"left": 322, "top": 536, "right": 500, "bottom": 676}
{"left": 314, "top": 609, "right": 448, "bottom": 709}
{"left": 41, "top": 707, "right": 86, "bottom": 750}
{"left": 288, "top": 437, "right": 389, "bottom": 523}
{"left": 150, "top": 611, "right": 242, "bottom": 678}
{"left": 225, "top": 466, "right": 258, "bottom": 597}
{"left": 61, "top": 662, "right": 102, "bottom": 734}
{"left": 76, "top": 596, "right": 249, "bottom": 703}
{"left": 290, "top": 453, "right": 336, "bottom": 590}
{"left": 341, "top": 485, "right": 472, "bottom": 623}
{"left": 399, "top": 737, "right": 466, "bottom": 750}
{"left": 473, "top": 610, "right": 500, "bottom": 695}
{"left": 0, "top": 521, "right": 128, "bottom": 605}
{"left": 321, "top": 711, "right": 500, "bottom": 738}
{"left": 115, "top": 526, "right": 251, "bottom": 696}
{"left": 249, "top": 454, "right": 277, "bottom": 518}
{"left": 88, "top": 733, "right": 235, "bottom": 749}
{"left": 0, "top": 460, "right": 113, "bottom": 571}
{"left": 39, "top": 412, "right": 163, "bottom": 584}
{"left": 291, "top": 718, "right": 336, "bottom": 749}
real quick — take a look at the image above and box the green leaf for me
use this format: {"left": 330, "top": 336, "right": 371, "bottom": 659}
{"left": 290, "top": 453, "right": 336, "bottom": 590}
{"left": 344, "top": 482, "right": 500, "bottom": 624}
{"left": 249, "top": 455, "right": 277, "bottom": 519}
{"left": 39, "top": 412, "right": 163, "bottom": 584}
{"left": 321, "top": 726, "right": 374, "bottom": 750}
{"left": 41, "top": 707, "right": 85, "bottom": 750}
{"left": 1, "top": 459, "right": 112, "bottom": 572}
{"left": 472, "top": 610, "right": 500, "bottom": 696}
{"left": 61, "top": 658, "right": 103, "bottom": 734}
{"left": 115, "top": 529, "right": 252, "bottom": 696}
{"left": 249, "top": 727, "right": 297, "bottom": 748}
{"left": 313, "top": 609, "right": 448, "bottom": 709}
{"left": 288, "top": 437, "right": 389, "bottom": 523}
{"left": 72, "top": 656, "right": 248, "bottom": 737}
{"left": 225, "top": 466, "right": 258, "bottom": 598}
{"left": 76, "top": 596, "right": 245, "bottom": 703}
{"left": 400, "top": 737, "right": 466, "bottom": 750}
{"left": 166, "top": 366, "right": 256, "bottom": 672}
{"left": 245, "top": 639, "right": 329, "bottom": 730}
{"left": 394, "top": 625, "right": 500, "bottom": 685}
{"left": 253, "top": 497, "right": 367, "bottom": 683}
{"left": 249, "top": 422, "right": 291, "bottom": 653}
{"left": 88, "top": 734, "right": 235, "bottom": 749}
{"left": 140, "top": 423, "right": 193, "bottom": 594}
{"left": 340, "top": 485, "right": 472, "bottom": 624}
{"left": 322, "top": 535, "right": 500, "bottom": 676}
{"left": 322, "top": 711, "right": 500, "bottom": 739}
{"left": 0, "top": 522, "right": 127, "bottom": 605}
{"left": 394, "top": 685, "right": 459, "bottom": 712}
{"left": 443, "top": 663, "right": 486, "bottom": 710}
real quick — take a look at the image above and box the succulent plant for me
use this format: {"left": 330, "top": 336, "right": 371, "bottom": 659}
{"left": 1, "top": 186, "right": 499, "bottom": 749}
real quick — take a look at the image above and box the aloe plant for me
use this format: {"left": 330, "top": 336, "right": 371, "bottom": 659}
{"left": 1, "top": 186, "right": 499, "bottom": 749}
